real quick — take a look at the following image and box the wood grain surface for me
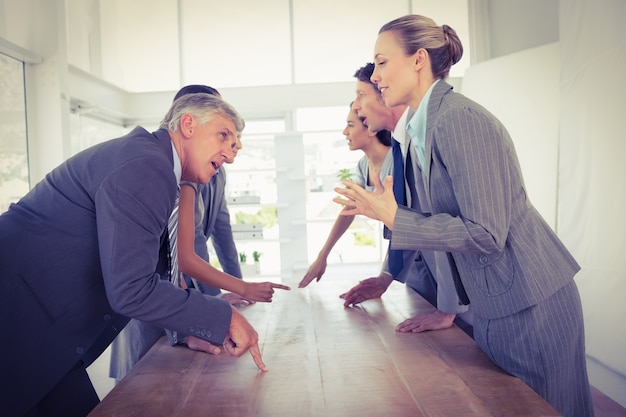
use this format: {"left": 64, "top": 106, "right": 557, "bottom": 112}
{"left": 88, "top": 270, "right": 560, "bottom": 417}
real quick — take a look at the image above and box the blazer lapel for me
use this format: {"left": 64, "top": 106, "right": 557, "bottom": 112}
{"left": 423, "top": 81, "right": 454, "bottom": 203}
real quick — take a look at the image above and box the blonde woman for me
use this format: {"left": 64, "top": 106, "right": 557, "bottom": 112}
{"left": 335, "top": 15, "right": 594, "bottom": 417}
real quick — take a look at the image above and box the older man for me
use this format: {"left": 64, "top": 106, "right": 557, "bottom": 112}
{"left": 0, "top": 93, "right": 265, "bottom": 417}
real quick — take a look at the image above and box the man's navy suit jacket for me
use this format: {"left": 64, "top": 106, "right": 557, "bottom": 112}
{"left": 0, "top": 127, "right": 232, "bottom": 416}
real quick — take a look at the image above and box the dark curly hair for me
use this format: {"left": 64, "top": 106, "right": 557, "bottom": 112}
{"left": 353, "top": 65, "right": 391, "bottom": 147}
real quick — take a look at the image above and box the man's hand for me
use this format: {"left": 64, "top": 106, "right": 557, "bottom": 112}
{"left": 340, "top": 273, "right": 394, "bottom": 307}
{"left": 395, "top": 310, "right": 456, "bottom": 333}
{"left": 184, "top": 336, "right": 222, "bottom": 355}
{"left": 223, "top": 306, "right": 268, "bottom": 371}
{"left": 222, "top": 292, "right": 255, "bottom": 307}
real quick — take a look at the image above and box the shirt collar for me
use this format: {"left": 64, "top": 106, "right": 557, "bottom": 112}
{"left": 406, "top": 79, "right": 440, "bottom": 145}
{"left": 171, "top": 142, "right": 181, "bottom": 186}
{"left": 392, "top": 107, "right": 412, "bottom": 148}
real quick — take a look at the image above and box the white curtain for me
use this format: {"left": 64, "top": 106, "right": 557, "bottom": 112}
{"left": 557, "top": 0, "right": 626, "bottom": 399}
{"left": 461, "top": 0, "right": 626, "bottom": 406}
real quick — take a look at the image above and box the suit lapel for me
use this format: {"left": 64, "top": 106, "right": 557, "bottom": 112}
{"left": 423, "top": 81, "right": 453, "bottom": 203}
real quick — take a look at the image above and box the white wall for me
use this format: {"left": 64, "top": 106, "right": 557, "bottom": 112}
{"left": 557, "top": 0, "right": 626, "bottom": 407}
{"left": 486, "top": 0, "right": 559, "bottom": 58}
{"left": 464, "top": 2, "right": 626, "bottom": 406}
{"left": 461, "top": 43, "right": 560, "bottom": 230}
{"left": 465, "top": 1, "right": 626, "bottom": 407}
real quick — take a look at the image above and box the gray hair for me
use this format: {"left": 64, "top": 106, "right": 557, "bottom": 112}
{"left": 160, "top": 93, "right": 245, "bottom": 133}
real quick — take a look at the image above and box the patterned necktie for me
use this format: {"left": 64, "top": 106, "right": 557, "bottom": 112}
{"left": 166, "top": 188, "right": 187, "bottom": 344}
{"left": 388, "top": 139, "right": 404, "bottom": 277}
{"left": 167, "top": 189, "right": 181, "bottom": 286}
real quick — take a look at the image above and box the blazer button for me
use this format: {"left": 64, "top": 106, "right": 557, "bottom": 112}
{"left": 479, "top": 254, "right": 488, "bottom": 264}
{"left": 76, "top": 347, "right": 85, "bottom": 355}
{"left": 103, "top": 314, "right": 112, "bottom": 321}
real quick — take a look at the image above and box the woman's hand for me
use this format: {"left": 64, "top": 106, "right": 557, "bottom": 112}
{"left": 395, "top": 310, "right": 456, "bottom": 333}
{"left": 242, "top": 281, "right": 291, "bottom": 302}
{"left": 340, "top": 273, "right": 394, "bottom": 307}
{"left": 298, "top": 257, "right": 328, "bottom": 288}
{"left": 333, "top": 176, "right": 398, "bottom": 230}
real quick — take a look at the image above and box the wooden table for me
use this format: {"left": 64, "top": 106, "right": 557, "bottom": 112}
{"left": 88, "top": 268, "right": 560, "bottom": 417}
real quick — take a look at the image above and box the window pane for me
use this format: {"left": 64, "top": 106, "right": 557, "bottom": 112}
{"left": 226, "top": 134, "right": 277, "bottom": 203}
{"left": 68, "top": 1, "right": 469, "bottom": 91}
{"left": 303, "top": 131, "right": 361, "bottom": 188}
{"left": 225, "top": 132, "right": 281, "bottom": 276}
{"left": 306, "top": 218, "right": 385, "bottom": 265}
{"left": 301, "top": 111, "right": 386, "bottom": 265}
{"left": 292, "top": 0, "right": 410, "bottom": 84}
{"left": 99, "top": 0, "right": 180, "bottom": 92}
{"left": 296, "top": 106, "right": 349, "bottom": 132}
{"left": 0, "top": 53, "right": 29, "bottom": 213}
{"left": 244, "top": 119, "right": 286, "bottom": 135}
{"left": 69, "top": 112, "right": 132, "bottom": 156}
{"left": 180, "top": 0, "right": 292, "bottom": 88}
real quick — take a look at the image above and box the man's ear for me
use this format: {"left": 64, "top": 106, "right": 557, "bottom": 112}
{"left": 180, "top": 113, "right": 195, "bottom": 138}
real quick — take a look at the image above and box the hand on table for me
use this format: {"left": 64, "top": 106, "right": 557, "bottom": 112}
{"left": 395, "top": 310, "right": 456, "bottom": 333}
{"left": 222, "top": 292, "right": 255, "bottom": 307}
{"left": 340, "top": 273, "right": 394, "bottom": 307}
{"left": 243, "top": 281, "right": 291, "bottom": 303}
{"left": 184, "top": 336, "right": 222, "bottom": 355}
{"left": 224, "top": 306, "right": 268, "bottom": 372}
{"left": 298, "top": 257, "right": 328, "bottom": 288}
